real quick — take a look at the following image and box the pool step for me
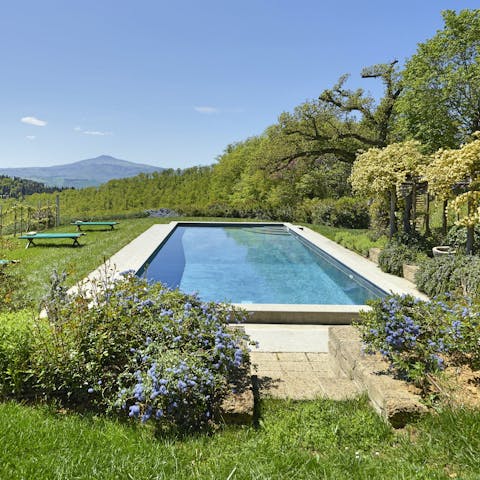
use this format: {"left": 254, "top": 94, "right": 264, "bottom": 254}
{"left": 245, "top": 226, "right": 289, "bottom": 235}
{"left": 251, "top": 351, "right": 363, "bottom": 401}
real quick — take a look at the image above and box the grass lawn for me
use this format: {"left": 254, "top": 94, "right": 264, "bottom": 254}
{"left": 1, "top": 398, "right": 480, "bottom": 479}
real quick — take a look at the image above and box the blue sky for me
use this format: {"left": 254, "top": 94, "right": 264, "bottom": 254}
{"left": 1, "top": 1, "right": 478, "bottom": 169}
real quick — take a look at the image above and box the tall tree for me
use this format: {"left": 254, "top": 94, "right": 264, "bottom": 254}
{"left": 349, "top": 141, "right": 429, "bottom": 238}
{"left": 268, "top": 61, "right": 402, "bottom": 174}
{"left": 424, "top": 134, "right": 480, "bottom": 254}
{"left": 398, "top": 9, "right": 480, "bottom": 151}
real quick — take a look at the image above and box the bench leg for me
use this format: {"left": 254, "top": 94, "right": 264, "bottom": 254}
{"left": 73, "top": 239, "right": 80, "bottom": 247}
{"left": 25, "top": 239, "right": 34, "bottom": 249}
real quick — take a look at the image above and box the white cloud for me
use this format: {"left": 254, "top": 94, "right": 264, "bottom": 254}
{"left": 83, "top": 130, "right": 112, "bottom": 136}
{"left": 25, "top": 135, "right": 36, "bottom": 141}
{"left": 21, "top": 116, "right": 47, "bottom": 127}
{"left": 194, "top": 106, "right": 220, "bottom": 114}
{"left": 74, "top": 126, "right": 82, "bottom": 132}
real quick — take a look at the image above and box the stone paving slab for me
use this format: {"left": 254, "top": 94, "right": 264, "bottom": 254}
{"left": 244, "top": 324, "right": 329, "bottom": 352}
{"left": 250, "top": 349, "right": 362, "bottom": 401}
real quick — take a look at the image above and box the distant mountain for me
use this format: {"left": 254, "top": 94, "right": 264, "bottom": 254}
{"left": 0, "top": 155, "right": 165, "bottom": 188}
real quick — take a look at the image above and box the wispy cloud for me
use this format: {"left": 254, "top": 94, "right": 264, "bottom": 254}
{"left": 74, "top": 126, "right": 112, "bottom": 136}
{"left": 25, "top": 135, "right": 36, "bottom": 141}
{"left": 194, "top": 106, "right": 220, "bottom": 114}
{"left": 83, "top": 130, "right": 112, "bottom": 136}
{"left": 21, "top": 116, "right": 47, "bottom": 127}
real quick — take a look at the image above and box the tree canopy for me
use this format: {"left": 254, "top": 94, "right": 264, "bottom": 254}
{"left": 398, "top": 9, "right": 480, "bottom": 151}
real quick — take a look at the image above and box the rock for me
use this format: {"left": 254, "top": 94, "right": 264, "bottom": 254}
{"left": 221, "top": 386, "right": 254, "bottom": 424}
{"left": 145, "top": 208, "right": 180, "bottom": 218}
{"left": 329, "top": 326, "right": 428, "bottom": 428}
{"left": 402, "top": 264, "right": 419, "bottom": 283}
{"left": 369, "top": 247, "right": 382, "bottom": 264}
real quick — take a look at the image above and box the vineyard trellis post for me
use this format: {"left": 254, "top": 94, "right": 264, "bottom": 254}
{"left": 55, "top": 194, "right": 60, "bottom": 227}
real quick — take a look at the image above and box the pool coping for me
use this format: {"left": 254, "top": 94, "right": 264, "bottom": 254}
{"left": 75, "top": 221, "right": 427, "bottom": 324}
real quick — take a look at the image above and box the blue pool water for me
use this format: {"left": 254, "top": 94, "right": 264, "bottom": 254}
{"left": 139, "top": 225, "right": 385, "bottom": 305}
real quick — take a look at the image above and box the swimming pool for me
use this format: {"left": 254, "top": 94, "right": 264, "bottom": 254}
{"left": 138, "top": 224, "right": 386, "bottom": 305}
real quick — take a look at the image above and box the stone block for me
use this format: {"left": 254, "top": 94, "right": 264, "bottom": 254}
{"left": 369, "top": 247, "right": 382, "bottom": 264}
{"left": 329, "top": 325, "right": 428, "bottom": 428}
{"left": 402, "top": 264, "right": 419, "bottom": 284}
{"left": 221, "top": 387, "right": 255, "bottom": 425}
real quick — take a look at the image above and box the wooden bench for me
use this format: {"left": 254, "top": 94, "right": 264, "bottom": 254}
{"left": 19, "top": 232, "right": 86, "bottom": 248}
{"left": 71, "top": 221, "right": 118, "bottom": 231}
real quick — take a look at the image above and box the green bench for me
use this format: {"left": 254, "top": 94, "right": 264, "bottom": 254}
{"left": 71, "top": 221, "right": 118, "bottom": 231}
{"left": 0, "top": 259, "right": 19, "bottom": 266}
{"left": 19, "top": 232, "right": 86, "bottom": 248}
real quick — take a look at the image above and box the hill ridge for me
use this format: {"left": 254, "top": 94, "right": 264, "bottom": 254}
{"left": 0, "top": 156, "right": 164, "bottom": 188}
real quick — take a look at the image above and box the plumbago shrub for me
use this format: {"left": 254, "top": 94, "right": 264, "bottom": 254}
{"left": 32, "top": 270, "right": 251, "bottom": 431}
{"left": 355, "top": 294, "right": 480, "bottom": 389}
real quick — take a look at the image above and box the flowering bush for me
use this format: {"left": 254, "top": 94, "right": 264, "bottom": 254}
{"left": 32, "top": 270, "right": 251, "bottom": 431}
{"left": 356, "top": 294, "right": 480, "bottom": 388}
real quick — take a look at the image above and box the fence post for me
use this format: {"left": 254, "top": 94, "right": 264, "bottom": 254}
{"left": 20, "top": 204, "right": 24, "bottom": 236}
{"left": 56, "top": 194, "right": 60, "bottom": 227}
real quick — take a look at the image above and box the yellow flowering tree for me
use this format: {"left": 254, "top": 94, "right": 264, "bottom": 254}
{"left": 424, "top": 134, "right": 480, "bottom": 254}
{"left": 350, "top": 140, "right": 429, "bottom": 238}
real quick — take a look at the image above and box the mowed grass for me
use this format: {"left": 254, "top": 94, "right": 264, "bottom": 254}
{"left": 1, "top": 398, "right": 480, "bottom": 479}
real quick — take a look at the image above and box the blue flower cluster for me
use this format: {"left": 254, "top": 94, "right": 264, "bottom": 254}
{"left": 380, "top": 297, "right": 421, "bottom": 352}
{"left": 109, "top": 278, "right": 250, "bottom": 429}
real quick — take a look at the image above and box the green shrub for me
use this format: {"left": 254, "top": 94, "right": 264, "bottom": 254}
{"left": 32, "top": 271, "right": 251, "bottom": 432}
{"left": 312, "top": 197, "right": 369, "bottom": 229}
{"left": 333, "top": 231, "right": 386, "bottom": 257}
{"left": 294, "top": 198, "right": 320, "bottom": 223}
{"left": 0, "top": 310, "right": 36, "bottom": 398}
{"left": 445, "top": 225, "right": 480, "bottom": 253}
{"left": 378, "top": 243, "right": 422, "bottom": 277}
{"left": 415, "top": 255, "right": 480, "bottom": 298}
{"left": 356, "top": 294, "right": 480, "bottom": 387}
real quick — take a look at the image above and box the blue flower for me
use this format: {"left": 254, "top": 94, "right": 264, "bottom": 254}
{"left": 129, "top": 404, "right": 140, "bottom": 417}
{"left": 178, "top": 380, "right": 188, "bottom": 392}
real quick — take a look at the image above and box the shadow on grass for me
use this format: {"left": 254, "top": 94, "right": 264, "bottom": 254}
{"left": 251, "top": 374, "right": 283, "bottom": 428}
{"left": 25, "top": 243, "right": 86, "bottom": 249}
